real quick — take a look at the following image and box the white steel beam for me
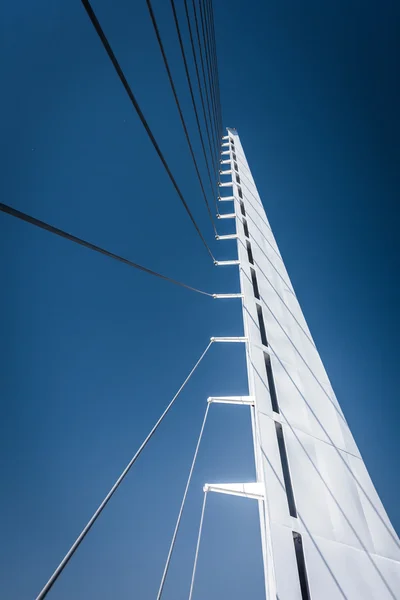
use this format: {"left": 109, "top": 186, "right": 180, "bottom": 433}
{"left": 212, "top": 293, "right": 243, "bottom": 299}
{"left": 207, "top": 396, "right": 254, "bottom": 405}
{"left": 219, "top": 181, "right": 233, "bottom": 188}
{"left": 214, "top": 260, "right": 240, "bottom": 266}
{"left": 223, "top": 126, "right": 400, "bottom": 600}
{"left": 217, "top": 213, "right": 235, "bottom": 219}
{"left": 210, "top": 336, "right": 247, "bottom": 343}
{"left": 216, "top": 233, "right": 238, "bottom": 240}
{"left": 204, "top": 482, "right": 264, "bottom": 500}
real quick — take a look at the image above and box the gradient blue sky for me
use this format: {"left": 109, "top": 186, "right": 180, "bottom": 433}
{"left": 1, "top": 1, "right": 399, "bottom": 598}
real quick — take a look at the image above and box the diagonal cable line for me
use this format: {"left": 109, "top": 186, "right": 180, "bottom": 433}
{"left": 188, "top": 491, "right": 208, "bottom": 600}
{"left": 202, "top": 0, "right": 221, "bottom": 148}
{"left": 81, "top": 0, "right": 215, "bottom": 262}
{"left": 145, "top": 0, "right": 217, "bottom": 235}
{"left": 156, "top": 403, "right": 210, "bottom": 600}
{"left": 207, "top": 2, "right": 223, "bottom": 143}
{"left": 0, "top": 203, "right": 214, "bottom": 297}
{"left": 208, "top": 0, "right": 223, "bottom": 132}
{"left": 204, "top": 0, "right": 222, "bottom": 137}
{"left": 183, "top": 0, "right": 216, "bottom": 176}
{"left": 170, "top": 0, "right": 219, "bottom": 214}
{"left": 194, "top": 0, "right": 219, "bottom": 156}
{"left": 198, "top": 0, "right": 220, "bottom": 154}
{"left": 204, "top": 0, "right": 223, "bottom": 174}
{"left": 206, "top": 0, "right": 223, "bottom": 138}
{"left": 203, "top": 0, "right": 221, "bottom": 140}
{"left": 33, "top": 340, "right": 214, "bottom": 600}
{"left": 170, "top": 0, "right": 218, "bottom": 212}
{"left": 169, "top": 0, "right": 215, "bottom": 199}
{"left": 191, "top": 0, "right": 219, "bottom": 169}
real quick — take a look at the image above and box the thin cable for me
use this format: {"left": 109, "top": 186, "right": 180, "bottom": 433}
{"left": 169, "top": 0, "right": 214, "bottom": 199}
{"left": 203, "top": 0, "right": 221, "bottom": 140}
{"left": 34, "top": 341, "right": 213, "bottom": 600}
{"left": 208, "top": 1, "right": 223, "bottom": 187}
{"left": 205, "top": 0, "right": 223, "bottom": 137}
{"left": 202, "top": 0, "right": 221, "bottom": 148}
{"left": 196, "top": 0, "right": 219, "bottom": 155}
{"left": 198, "top": 0, "right": 220, "bottom": 157}
{"left": 188, "top": 491, "right": 208, "bottom": 600}
{"left": 183, "top": 0, "right": 216, "bottom": 174}
{"left": 156, "top": 404, "right": 210, "bottom": 600}
{"left": 208, "top": 0, "right": 223, "bottom": 135}
{"left": 0, "top": 203, "right": 213, "bottom": 297}
{"left": 204, "top": 0, "right": 224, "bottom": 193}
{"left": 81, "top": 0, "right": 216, "bottom": 262}
{"left": 207, "top": 0, "right": 223, "bottom": 137}
{"left": 191, "top": 0, "right": 218, "bottom": 168}
{"left": 145, "top": 0, "right": 217, "bottom": 236}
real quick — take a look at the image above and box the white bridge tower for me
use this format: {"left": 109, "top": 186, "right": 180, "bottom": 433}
{"left": 206, "top": 127, "right": 400, "bottom": 599}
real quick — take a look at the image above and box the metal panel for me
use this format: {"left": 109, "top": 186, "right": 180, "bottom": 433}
{"left": 270, "top": 523, "right": 303, "bottom": 600}
{"left": 304, "top": 531, "right": 400, "bottom": 599}
{"left": 348, "top": 454, "right": 400, "bottom": 561}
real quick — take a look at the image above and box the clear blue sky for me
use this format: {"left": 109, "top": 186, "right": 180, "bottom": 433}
{"left": 1, "top": 1, "right": 399, "bottom": 598}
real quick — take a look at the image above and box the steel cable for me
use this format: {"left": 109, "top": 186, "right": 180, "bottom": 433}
{"left": 188, "top": 491, "right": 208, "bottom": 600}
{"left": 204, "top": 0, "right": 222, "bottom": 137}
{"left": 198, "top": 0, "right": 220, "bottom": 154}
{"left": 0, "top": 203, "right": 214, "bottom": 297}
{"left": 145, "top": 0, "right": 217, "bottom": 235}
{"left": 183, "top": 0, "right": 216, "bottom": 175}
{"left": 206, "top": 0, "right": 223, "bottom": 138}
{"left": 81, "top": 0, "right": 216, "bottom": 262}
{"left": 169, "top": 0, "right": 215, "bottom": 198}
{"left": 191, "top": 0, "right": 219, "bottom": 168}
{"left": 156, "top": 403, "right": 210, "bottom": 600}
{"left": 34, "top": 341, "right": 214, "bottom": 600}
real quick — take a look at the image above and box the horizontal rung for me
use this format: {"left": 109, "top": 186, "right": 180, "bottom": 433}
{"left": 217, "top": 213, "right": 235, "bottom": 219}
{"left": 210, "top": 336, "right": 247, "bottom": 343}
{"left": 218, "top": 181, "right": 233, "bottom": 188}
{"left": 204, "top": 482, "right": 264, "bottom": 500}
{"left": 218, "top": 196, "right": 234, "bottom": 202}
{"left": 207, "top": 396, "right": 254, "bottom": 405}
{"left": 214, "top": 260, "right": 240, "bottom": 266}
{"left": 221, "top": 150, "right": 231, "bottom": 156}
{"left": 212, "top": 293, "right": 243, "bottom": 299}
{"left": 215, "top": 234, "right": 238, "bottom": 240}
{"left": 220, "top": 169, "right": 232, "bottom": 175}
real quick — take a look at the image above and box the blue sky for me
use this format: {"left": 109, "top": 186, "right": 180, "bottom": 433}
{"left": 1, "top": 0, "right": 399, "bottom": 598}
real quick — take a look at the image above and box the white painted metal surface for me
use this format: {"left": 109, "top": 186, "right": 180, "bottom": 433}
{"left": 216, "top": 128, "right": 400, "bottom": 599}
{"left": 204, "top": 482, "right": 264, "bottom": 500}
{"left": 210, "top": 336, "right": 247, "bottom": 343}
{"left": 214, "top": 260, "right": 240, "bottom": 266}
{"left": 212, "top": 293, "right": 243, "bottom": 299}
{"left": 217, "top": 212, "right": 235, "bottom": 219}
{"left": 207, "top": 396, "right": 254, "bottom": 405}
{"left": 218, "top": 194, "right": 235, "bottom": 201}
{"left": 216, "top": 233, "right": 238, "bottom": 240}
{"left": 219, "top": 181, "right": 234, "bottom": 188}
